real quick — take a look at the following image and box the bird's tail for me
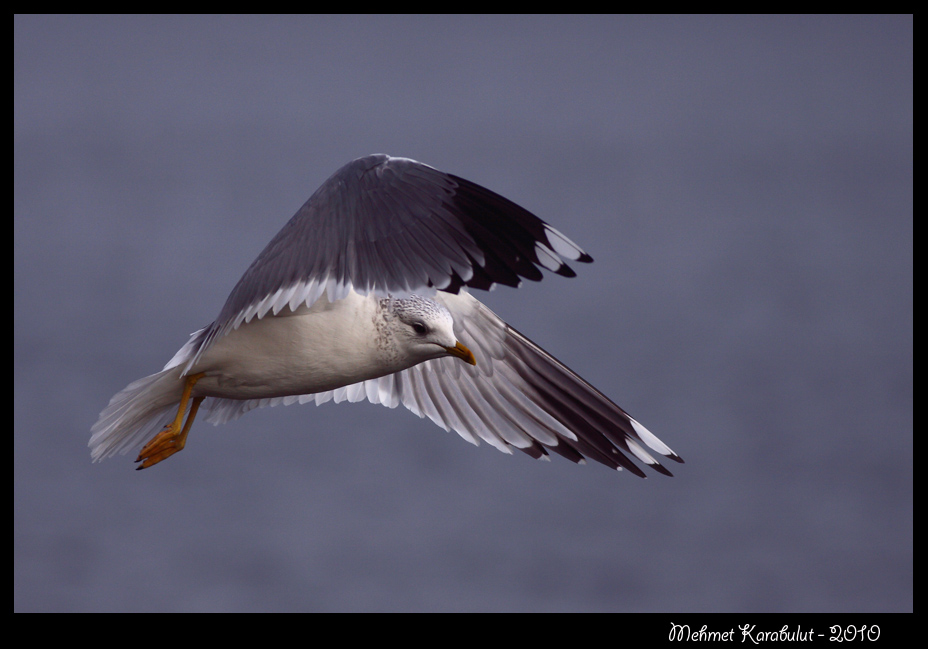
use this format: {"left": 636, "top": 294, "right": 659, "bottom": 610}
{"left": 89, "top": 365, "right": 187, "bottom": 462}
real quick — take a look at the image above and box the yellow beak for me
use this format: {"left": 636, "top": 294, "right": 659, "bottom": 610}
{"left": 444, "top": 341, "right": 477, "bottom": 366}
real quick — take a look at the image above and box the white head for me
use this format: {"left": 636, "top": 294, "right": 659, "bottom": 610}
{"left": 382, "top": 295, "right": 476, "bottom": 367}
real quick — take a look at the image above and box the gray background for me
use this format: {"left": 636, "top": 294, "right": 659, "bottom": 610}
{"left": 14, "top": 15, "right": 912, "bottom": 612}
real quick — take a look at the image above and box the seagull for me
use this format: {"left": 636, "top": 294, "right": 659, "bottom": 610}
{"left": 90, "top": 154, "right": 682, "bottom": 476}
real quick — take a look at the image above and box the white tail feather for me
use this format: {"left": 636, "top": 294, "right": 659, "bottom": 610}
{"left": 89, "top": 366, "right": 186, "bottom": 462}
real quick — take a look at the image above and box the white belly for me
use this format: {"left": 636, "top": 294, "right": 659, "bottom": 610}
{"left": 189, "top": 292, "right": 393, "bottom": 400}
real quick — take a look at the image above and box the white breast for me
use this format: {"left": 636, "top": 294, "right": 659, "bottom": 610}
{"left": 189, "top": 291, "right": 399, "bottom": 400}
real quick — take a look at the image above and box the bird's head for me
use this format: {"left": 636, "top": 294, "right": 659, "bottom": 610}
{"left": 388, "top": 295, "right": 476, "bottom": 366}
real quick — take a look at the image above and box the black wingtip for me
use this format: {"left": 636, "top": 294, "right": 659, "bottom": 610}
{"left": 650, "top": 463, "right": 675, "bottom": 477}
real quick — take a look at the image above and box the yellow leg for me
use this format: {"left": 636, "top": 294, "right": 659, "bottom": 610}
{"left": 135, "top": 373, "right": 205, "bottom": 470}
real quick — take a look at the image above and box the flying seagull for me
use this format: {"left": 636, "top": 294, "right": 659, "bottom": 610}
{"left": 90, "top": 154, "right": 682, "bottom": 476}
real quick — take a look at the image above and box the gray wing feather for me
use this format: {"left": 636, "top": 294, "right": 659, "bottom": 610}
{"left": 184, "top": 154, "right": 592, "bottom": 371}
{"left": 200, "top": 291, "right": 682, "bottom": 475}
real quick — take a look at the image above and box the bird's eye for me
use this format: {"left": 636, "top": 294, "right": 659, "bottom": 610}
{"left": 412, "top": 322, "right": 427, "bottom": 335}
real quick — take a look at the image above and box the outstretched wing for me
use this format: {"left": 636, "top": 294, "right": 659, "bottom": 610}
{"left": 183, "top": 154, "right": 591, "bottom": 371}
{"left": 202, "top": 291, "right": 683, "bottom": 476}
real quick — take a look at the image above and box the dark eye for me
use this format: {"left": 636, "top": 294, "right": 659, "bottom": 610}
{"left": 412, "top": 322, "right": 427, "bottom": 335}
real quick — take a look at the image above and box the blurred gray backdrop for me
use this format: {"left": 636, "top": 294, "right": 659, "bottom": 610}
{"left": 14, "top": 15, "right": 912, "bottom": 612}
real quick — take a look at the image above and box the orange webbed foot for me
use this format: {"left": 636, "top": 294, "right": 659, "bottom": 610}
{"left": 135, "top": 373, "right": 205, "bottom": 470}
